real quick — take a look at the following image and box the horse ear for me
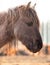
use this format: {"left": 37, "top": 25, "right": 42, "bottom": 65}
{"left": 33, "top": 3, "right": 36, "bottom": 9}
{"left": 26, "top": 2, "right": 31, "bottom": 10}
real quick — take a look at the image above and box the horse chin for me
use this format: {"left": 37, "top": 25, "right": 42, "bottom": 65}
{"left": 32, "top": 50, "right": 38, "bottom": 53}
{"left": 25, "top": 41, "right": 43, "bottom": 53}
{"left": 32, "top": 48, "right": 41, "bottom": 53}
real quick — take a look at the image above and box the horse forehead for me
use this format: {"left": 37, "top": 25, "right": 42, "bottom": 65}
{"left": 18, "top": 9, "right": 35, "bottom": 23}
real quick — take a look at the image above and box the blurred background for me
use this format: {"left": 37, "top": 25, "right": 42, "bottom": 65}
{"left": 0, "top": 0, "right": 50, "bottom": 56}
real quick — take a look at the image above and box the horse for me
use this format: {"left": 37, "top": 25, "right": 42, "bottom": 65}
{"left": 0, "top": 2, "right": 43, "bottom": 55}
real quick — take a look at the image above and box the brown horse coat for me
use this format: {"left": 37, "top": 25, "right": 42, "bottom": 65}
{"left": 0, "top": 2, "right": 43, "bottom": 53}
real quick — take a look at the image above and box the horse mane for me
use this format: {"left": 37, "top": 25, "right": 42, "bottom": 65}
{"left": 0, "top": 2, "right": 39, "bottom": 29}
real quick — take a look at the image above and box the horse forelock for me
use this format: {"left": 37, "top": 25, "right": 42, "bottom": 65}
{"left": 17, "top": 5, "right": 39, "bottom": 29}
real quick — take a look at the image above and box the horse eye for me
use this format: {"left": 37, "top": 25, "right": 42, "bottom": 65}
{"left": 25, "top": 22, "right": 33, "bottom": 26}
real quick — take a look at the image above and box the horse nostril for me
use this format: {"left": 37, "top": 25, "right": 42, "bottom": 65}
{"left": 36, "top": 39, "right": 43, "bottom": 49}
